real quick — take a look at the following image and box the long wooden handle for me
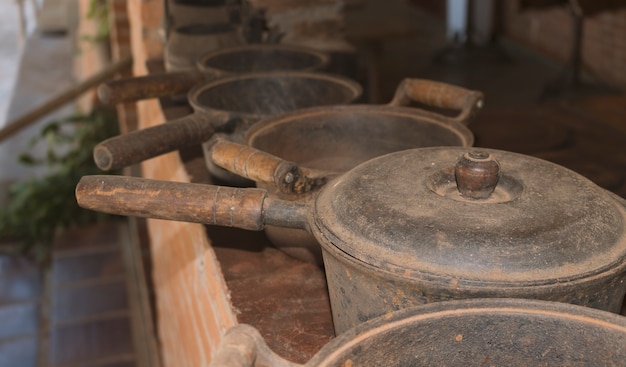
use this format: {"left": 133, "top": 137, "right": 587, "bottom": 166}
{"left": 210, "top": 140, "right": 299, "bottom": 193}
{"left": 210, "top": 140, "right": 329, "bottom": 195}
{"left": 93, "top": 112, "right": 215, "bottom": 170}
{"left": 388, "top": 78, "right": 484, "bottom": 124}
{"left": 98, "top": 70, "right": 203, "bottom": 105}
{"left": 76, "top": 175, "right": 267, "bottom": 230}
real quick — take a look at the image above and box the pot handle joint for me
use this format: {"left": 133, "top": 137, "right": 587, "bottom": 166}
{"left": 388, "top": 78, "right": 484, "bottom": 124}
{"left": 210, "top": 139, "right": 328, "bottom": 195}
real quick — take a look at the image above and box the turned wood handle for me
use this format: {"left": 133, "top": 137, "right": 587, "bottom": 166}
{"left": 93, "top": 112, "right": 216, "bottom": 170}
{"left": 209, "top": 324, "right": 301, "bottom": 367}
{"left": 210, "top": 140, "right": 300, "bottom": 194}
{"left": 211, "top": 140, "right": 330, "bottom": 195}
{"left": 388, "top": 78, "right": 484, "bottom": 124}
{"left": 98, "top": 70, "right": 203, "bottom": 105}
{"left": 76, "top": 175, "right": 268, "bottom": 231}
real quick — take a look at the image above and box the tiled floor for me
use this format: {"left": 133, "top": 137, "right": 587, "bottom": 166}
{"left": 48, "top": 221, "right": 139, "bottom": 367}
{"left": 0, "top": 221, "right": 140, "bottom": 367}
{"left": 0, "top": 255, "right": 42, "bottom": 367}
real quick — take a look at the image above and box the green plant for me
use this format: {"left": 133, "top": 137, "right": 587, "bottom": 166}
{"left": 83, "top": 0, "right": 110, "bottom": 43}
{"left": 0, "top": 107, "right": 120, "bottom": 261}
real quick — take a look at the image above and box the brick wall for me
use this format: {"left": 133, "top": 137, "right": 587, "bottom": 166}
{"left": 75, "top": 0, "right": 110, "bottom": 113}
{"left": 125, "top": 1, "right": 238, "bottom": 366}
{"left": 108, "top": 0, "right": 138, "bottom": 133}
{"left": 74, "top": 0, "right": 138, "bottom": 135}
{"left": 502, "top": 1, "right": 626, "bottom": 88}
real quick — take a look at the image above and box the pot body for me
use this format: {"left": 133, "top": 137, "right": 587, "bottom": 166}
{"left": 197, "top": 72, "right": 363, "bottom": 184}
{"left": 307, "top": 146, "right": 626, "bottom": 334}
{"left": 211, "top": 299, "right": 626, "bottom": 367}
{"left": 306, "top": 299, "right": 626, "bottom": 366}
{"left": 246, "top": 105, "right": 474, "bottom": 263}
{"left": 197, "top": 44, "right": 330, "bottom": 78}
{"left": 319, "top": 232, "right": 626, "bottom": 334}
{"left": 165, "top": 23, "right": 245, "bottom": 72}
{"left": 168, "top": 0, "right": 236, "bottom": 29}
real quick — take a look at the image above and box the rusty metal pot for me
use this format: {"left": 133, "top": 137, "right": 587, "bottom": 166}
{"left": 76, "top": 147, "right": 626, "bottom": 334}
{"left": 209, "top": 299, "right": 626, "bottom": 366}
{"left": 99, "top": 44, "right": 330, "bottom": 105}
{"left": 167, "top": 0, "right": 239, "bottom": 29}
{"left": 208, "top": 78, "right": 482, "bottom": 263}
{"left": 164, "top": 23, "right": 245, "bottom": 73}
{"left": 93, "top": 71, "right": 361, "bottom": 175}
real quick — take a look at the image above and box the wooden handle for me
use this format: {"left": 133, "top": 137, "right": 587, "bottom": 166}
{"left": 209, "top": 324, "right": 301, "bottom": 367}
{"left": 388, "top": 78, "right": 484, "bottom": 124}
{"left": 93, "top": 112, "right": 216, "bottom": 170}
{"left": 210, "top": 140, "right": 300, "bottom": 193}
{"left": 210, "top": 140, "right": 329, "bottom": 195}
{"left": 76, "top": 175, "right": 268, "bottom": 231}
{"left": 98, "top": 70, "right": 203, "bottom": 105}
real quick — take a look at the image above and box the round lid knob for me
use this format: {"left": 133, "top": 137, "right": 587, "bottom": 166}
{"left": 455, "top": 151, "right": 500, "bottom": 199}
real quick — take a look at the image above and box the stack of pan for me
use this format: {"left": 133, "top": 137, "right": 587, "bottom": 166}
{"left": 79, "top": 1, "right": 626, "bottom": 364}
{"left": 78, "top": 148, "right": 626, "bottom": 364}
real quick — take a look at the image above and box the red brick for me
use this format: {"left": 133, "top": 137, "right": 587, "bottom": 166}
{"left": 139, "top": 0, "right": 164, "bottom": 29}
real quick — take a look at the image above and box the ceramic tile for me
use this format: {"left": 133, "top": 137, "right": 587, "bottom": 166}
{"left": 0, "top": 336, "right": 38, "bottom": 367}
{"left": 53, "top": 222, "right": 122, "bottom": 253}
{"left": 49, "top": 316, "right": 134, "bottom": 366}
{"left": 0, "top": 301, "right": 38, "bottom": 338}
{"left": 51, "top": 280, "right": 129, "bottom": 324}
{"left": 0, "top": 255, "right": 39, "bottom": 277}
{"left": 0, "top": 270, "right": 42, "bottom": 303}
{"left": 52, "top": 251, "right": 124, "bottom": 286}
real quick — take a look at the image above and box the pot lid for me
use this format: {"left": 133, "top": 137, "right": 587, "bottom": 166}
{"left": 313, "top": 147, "right": 626, "bottom": 285}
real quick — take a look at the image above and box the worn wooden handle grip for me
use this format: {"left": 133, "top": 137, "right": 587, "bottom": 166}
{"left": 208, "top": 324, "right": 301, "bottom": 367}
{"left": 389, "top": 78, "right": 484, "bottom": 123}
{"left": 210, "top": 140, "right": 299, "bottom": 193}
{"left": 76, "top": 175, "right": 268, "bottom": 230}
{"left": 98, "top": 70, "right": 203, "bottom": 105}
{"left": 93, "top": 112, "right": 216, "bottom": 170}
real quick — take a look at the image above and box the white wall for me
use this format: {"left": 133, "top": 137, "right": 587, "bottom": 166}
{"left": 0, "top": 0, "right": 76, "bottom": 202}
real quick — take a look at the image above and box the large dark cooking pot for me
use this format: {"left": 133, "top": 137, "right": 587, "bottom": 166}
{"left": 93, "top": 71, "right": 361, "bottom": 177}
{"left": 208, "top": 78, "right": 482, "bottom": 263}
{"left": 99, "top": 44, "right": 330, "bottom": 105}
{"left": 164, "top": 23, "right": 246, "bottom": 73}
{"left": 167, "top": 0, "right": 239, "bottom": 29}
{"left": 208, "top": 299, "right": 626, "bottom": 367}
{"left": 76, "top": 147, "right": 626, "bottom": 334}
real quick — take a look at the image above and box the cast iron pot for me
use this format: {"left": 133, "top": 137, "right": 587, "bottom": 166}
{"left": 167, "top": 0, "right": 239, "bottom": 29}
{"left": 76, "top": 147, "right": 626, "bottom": 334}
{"left": 208, "top": 78, "right": 482, "bottom": 263}
{"left": 98, "top": 44, "right": 330, "bottom": 105}
{"left": 164, "top": 23, "right": 245, "bottom": 73}
{"left": 209, "top": 299, "right": 626, "bottom": 366}
{"left": 93, "top": 71, "right": 362, "bottom": 177}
